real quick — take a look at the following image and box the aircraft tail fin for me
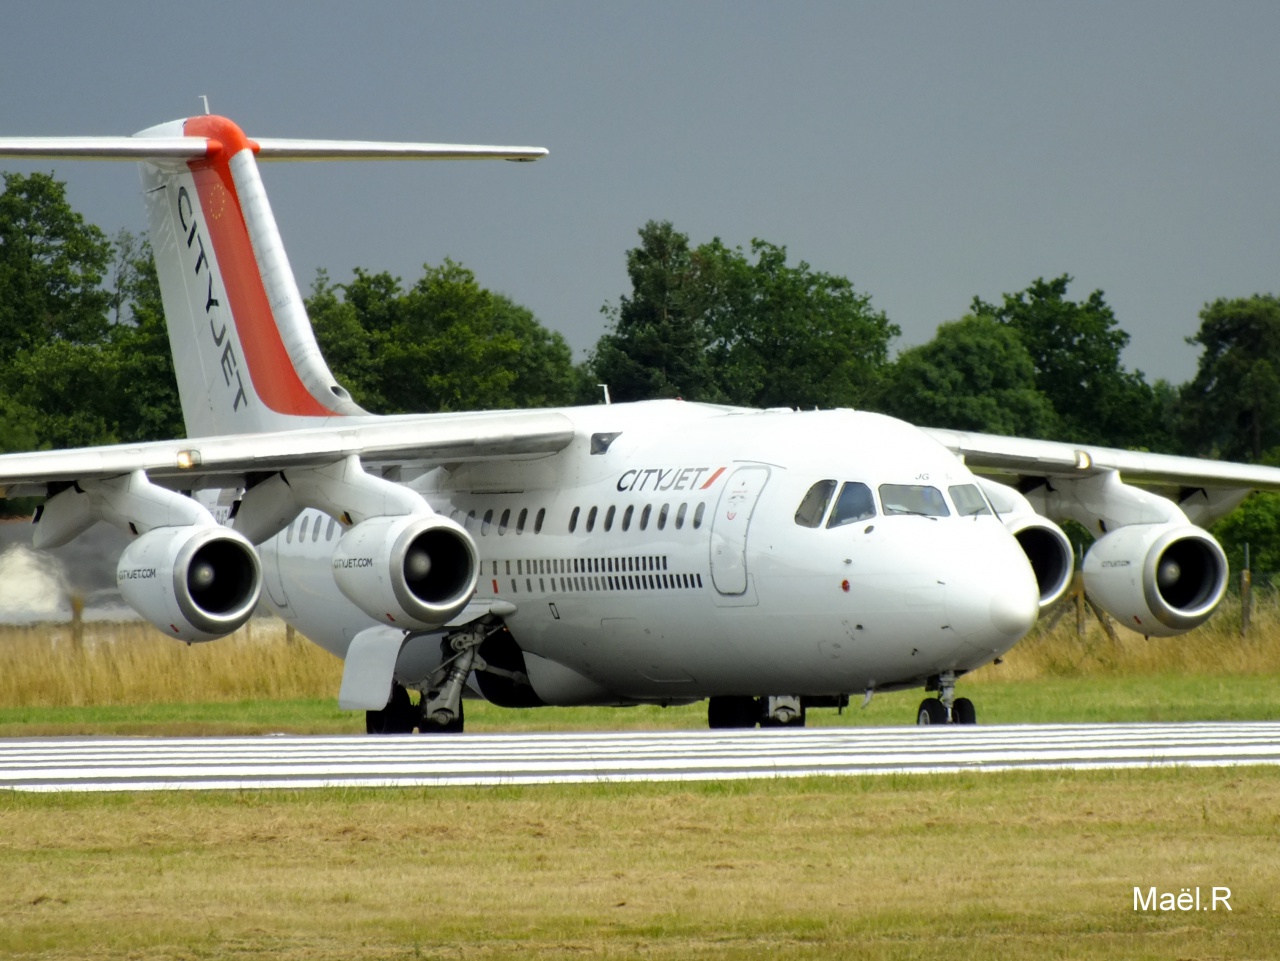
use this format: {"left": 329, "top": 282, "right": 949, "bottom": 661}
{"left": 0, "top": 117, "right": 547, "bottom": 438}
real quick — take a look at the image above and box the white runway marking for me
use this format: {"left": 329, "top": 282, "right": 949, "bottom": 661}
{"left": 2, "top": 722, "right": 1279, "bottom": 793}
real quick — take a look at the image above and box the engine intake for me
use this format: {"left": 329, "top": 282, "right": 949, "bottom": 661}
{"left": 1083, "top": 523, "right": 1227, "bottom": 636}
{"left": 1005, "top": 515, "right": 1074, "bottom": 610}
{"left": 332, "top": 512, "right": 478, "bottom": 629}
{"left": 117, "top": 525, "right": 262, "bottom": 642}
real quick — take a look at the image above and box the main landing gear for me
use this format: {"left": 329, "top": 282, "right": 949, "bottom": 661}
{"left": 915, "top": 671, "right": 977, "bottom": 725}
{"left": 365, "top": 683, "right": 468, "bottom": 734}
{"left": 366, "top": 624, "right": 499, "bottom": 735}
{"left": 707, "top": 695, "right": 807, "bottom": 729}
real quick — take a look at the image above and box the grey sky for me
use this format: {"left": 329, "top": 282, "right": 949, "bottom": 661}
{"left": 2, "top": 1, "right": 1277, "bottom": 386}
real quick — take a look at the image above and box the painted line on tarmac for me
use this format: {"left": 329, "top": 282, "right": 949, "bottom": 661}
{"left": 1, "top": 722, "right": 1278, "bottom": 792}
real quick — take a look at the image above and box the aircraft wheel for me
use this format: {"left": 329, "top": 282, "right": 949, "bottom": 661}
{"left": 916, "top": 697, "right": 949, "bottom": 726}
{"left": 366, "top": 684, "right": 419, "bottom": 734}
{"left": 708, "top": 696, "right": 761, "bottom": 729}
{"left": 760, "top": 707, "right": 807, "bottom": 728}
{"left": 421, "top": 699, "right": 465, "bottom": 734}
{"left": 951, "top": 697, "right": 977, "bottom": 725}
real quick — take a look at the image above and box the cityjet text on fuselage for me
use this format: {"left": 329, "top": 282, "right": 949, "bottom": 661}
{"left": 616, "top": 466, "right": 726, "bottom": 494}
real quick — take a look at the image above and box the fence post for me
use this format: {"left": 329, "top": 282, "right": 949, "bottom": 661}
{"left": 1241, "top": 542, "right": 1252, "bottom": 640}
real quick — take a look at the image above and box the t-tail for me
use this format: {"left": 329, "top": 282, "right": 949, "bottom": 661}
{"left": 0, "top": 115, "right": 547, "bottom": 437}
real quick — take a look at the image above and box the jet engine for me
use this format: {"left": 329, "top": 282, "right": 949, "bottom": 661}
{"left": 117, "top": 525, "right": 263, "bottom": 642}
{"left": 1004, "top": 515, "right": 1074, "bottom": 610}
{"left": 331, "top": 512, "right": 478, "bottom": 629}
{"left": 1082, "top": 523, "right": 1228, "bottom": 637}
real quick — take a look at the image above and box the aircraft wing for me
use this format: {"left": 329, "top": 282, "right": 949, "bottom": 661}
{"left": 922, "top": 427, "right": 1280, "bottom": 492}
{"left": 0, "top": 409, "right": 576, "bottom": 498}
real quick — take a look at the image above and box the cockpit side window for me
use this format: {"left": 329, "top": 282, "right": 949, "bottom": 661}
{"left": 826, "top": 481, "right": 877, "bottom": 528}
{"left": 794, "top": 479, "right": 837, "bottom": 528}
{"left": 949, "top": 484, "right": 992, "bottom": 517}
{"left": 879, "top": 484, "right": 950, "bottom": 517}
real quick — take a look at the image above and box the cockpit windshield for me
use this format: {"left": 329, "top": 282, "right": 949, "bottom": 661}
{"left": 826, "top": 481, "right": 877, "bottom": 528}
{"left": 949, "top": 483, "right": 992, "bottom": 517}
{"left": 794, "top": 479, "right": 837, "bottom": 528}
{"left": 879, "top": 484, "right": 950, "bottom": 517}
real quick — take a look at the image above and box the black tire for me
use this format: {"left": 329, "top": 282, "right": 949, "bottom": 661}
{"left": 367, "top": 684, "right": 419, "bottom": 735}
{"left": 951, "top": 697, "right": 976, "bottom": 725}
{"left": 916, "top": 697, "right": 949, "bottom": 726}
{"left": 708, "top": 696, "right": 761, "bottom": 729}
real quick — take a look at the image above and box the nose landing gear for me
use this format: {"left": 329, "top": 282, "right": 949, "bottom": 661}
{"left": 916, "top": 672, "right": 977, "bottom": 725}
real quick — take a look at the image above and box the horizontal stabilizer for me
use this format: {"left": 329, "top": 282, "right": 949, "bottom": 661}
{"left": 0, "top": 135, "right": 547, "bottom": 163}
{"left": 252, "top": 139, "right": 548, "bottom": 162}
{"left": 0, "top": 137, "right": 212, "bottom": 160}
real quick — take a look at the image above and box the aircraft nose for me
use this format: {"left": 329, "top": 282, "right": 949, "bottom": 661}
{"left": 945, "top": 546, "right": 1039, "bottom": 650}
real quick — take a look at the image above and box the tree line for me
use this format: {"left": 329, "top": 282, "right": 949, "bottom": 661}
{"left": 4, "top": 171, "right": 1280, "bottom": 574}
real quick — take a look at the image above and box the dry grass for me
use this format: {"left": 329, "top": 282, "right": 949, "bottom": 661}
{"left": 0, "top": 592, "right": 1278, "bottom": 713}
{"left": 0, "top": 618, "right": 343, "bottom": 708}
{"left": 1, "top": 768, "right": 1278, "bottom": 959}
{"left": 973, "top": 590, "right": 1280, "bottom": 684}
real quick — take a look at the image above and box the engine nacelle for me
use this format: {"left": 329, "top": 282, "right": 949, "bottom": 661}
{"left": 1082, "top": 523, "right": 1228, "bottom": 637}
{"left": 331, "top": 512, "right": 478, "bottom": 629}
{"left": 1004, "top": 515, "right": 1074, "bottom": 611}
{"left": 117, "top": 526, "right": 263, "bottom": 642}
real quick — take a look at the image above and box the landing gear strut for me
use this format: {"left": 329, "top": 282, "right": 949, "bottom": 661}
{"left": 707, "top": 695, "right": 808, "bottom": 729}
{"left": 916, "top": 671, "right": 977, "bottom": 725}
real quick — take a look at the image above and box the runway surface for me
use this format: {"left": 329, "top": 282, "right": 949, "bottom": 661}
{"left": 2, "top": 722, "right": 1279, "bottom": 792}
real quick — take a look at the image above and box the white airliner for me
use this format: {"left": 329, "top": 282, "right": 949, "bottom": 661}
{"left": 2, "top": 113, "right": 1277, "bottom": 733}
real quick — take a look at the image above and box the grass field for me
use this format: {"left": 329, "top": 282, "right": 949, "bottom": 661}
{"left": 0, "top": 591, "right": 1277, "bottom": 733}
{"left": 2, "top": 599, "right": 1278, "bottom": 959}
{"left": 2, "top": 768, "right": 1277, "bottom": 960}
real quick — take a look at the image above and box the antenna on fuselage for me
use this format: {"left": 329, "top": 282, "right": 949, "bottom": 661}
{"left": 199, "top": 95, "right": 211, "bottom": 115}
{"left": 598, "top": 384, "right": 611, "bottom": 405}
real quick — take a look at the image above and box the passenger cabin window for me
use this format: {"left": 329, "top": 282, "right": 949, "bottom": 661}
{"left": 640, "top": 505, "right": 652, "bottom": 530}
{"left": 795, "top": 480, "right": 837, "bottom": 528}
{"left": 535, "top": 508, "right": 546, "bottom": 533}
{"left": 516, "top": 508, "right": 528, "bottom": 533}
{"left": 604, "top": 506, "right": 616, "bottom": 531}
{"left": 693, "top": 503, "right": 705, "bottom": 529}
{"left": 586, "top": 506, "right": 598, "bottom": 532}
{"left": 826, "top": 482, "right": 876, "bottom": 528}
{"left": 622, "top": 505, "right": 634, "bottom": 531}
{"left": 880, "top": 484, "right": 950, "bottom": 517}
{"left": 949, "top": 484, "right": 992, "bottom": 517}
{"left": 569, "top": 507, "right": 580, "bottom": 533}
{"left": 498, "top": 509, "right": 511, "bottom": 534}
{"left": 482, "top": 509, "right": 494, "bottom": 534}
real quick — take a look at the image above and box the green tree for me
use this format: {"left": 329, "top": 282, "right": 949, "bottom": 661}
{"left": 591, "top": 221, "right": 717, "bottom": 402}
{"left": 1180, "top": 295, "right": 1280, "bottom": 462}
{"left": 971, "top": 275, "right": 1160, "bottom": 448}
{"left": 308, "top": 261, "right": 578, "bottom": 413}
{"left": 3, "top": 230, "right": 183, "bottom": 449}
{"left": 879, "top": 314, "right": 1059, "bottom": 436}
{"left": 0, "top": 174, "right": 182, "bottom": 449}
{"left": 590, "top": 220, "right": 898, "bottom": 408}
{"left": 1212, "top": 492, "right": 1280, "bottom": 586}
{"left": 0, "top": 172, "right": 111, "bottom": 353}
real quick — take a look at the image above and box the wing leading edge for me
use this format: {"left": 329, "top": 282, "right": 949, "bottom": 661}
{"left": 924, "top": 426, "right": 1280, "bottom": 493}
{"left": 0, "top": 410, "right": 576, "bottom": 498}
